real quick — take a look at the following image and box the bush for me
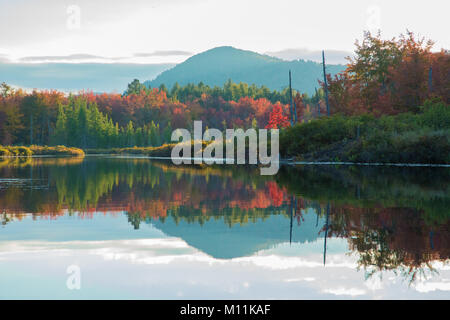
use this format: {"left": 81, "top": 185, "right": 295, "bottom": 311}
{"left": 348, "top": 130, "right": 450, "bottom": 163}
{"left": 11, "top": 146, "right": 33, "bottom": 156}
{"left": 29, "top": 145, "right": 85, "bottom": 156}
{"left": 280, "top": 102, "right": 450, "bottom": 164}
{"left": 0, "top": 145, "right": 85, "bottom": 157}
{"left": 280, "top": 115, "right": 357, "bottom": 156}
{"left": 0, "top": 146, "right": 32, "bottom": 156}
{"left": 420, "top": 99, "right": 450, "bottom": 130}
{"left": 0, "top": 147, "right": 12, "bottom": 156}
{"left": 86, "top": 141, "right": 210, "bottom": 158}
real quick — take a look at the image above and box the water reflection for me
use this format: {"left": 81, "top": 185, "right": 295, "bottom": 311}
{"left": 0, "top": 157, "right": 449, "bottom": 298}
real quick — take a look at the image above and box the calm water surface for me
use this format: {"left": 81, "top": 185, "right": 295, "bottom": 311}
{"left": 0, "top": 156, "right": 449, "bottom": 299}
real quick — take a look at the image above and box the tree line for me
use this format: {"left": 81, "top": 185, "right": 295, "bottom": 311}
{"left": 128, "top": 78, "right": 322, "bottom": 105}
{"left": 0, "top": 81, "right": 291, "bottom": 147}
{"left": 52, "top": 97, "right": 172, "bottom": 148}
{"left": 0, "top": 31, "right": 448, "bottom": 147}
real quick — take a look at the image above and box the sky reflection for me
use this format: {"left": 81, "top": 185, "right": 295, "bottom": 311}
{"left": 1, "top": 213, "right": 449, "bottom": 300}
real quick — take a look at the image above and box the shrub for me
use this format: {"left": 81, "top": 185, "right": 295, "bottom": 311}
{"left": 346, "top": 130, "right": 450, "bottom": 163}
{"left": 280, "top": 105, "right": 450, "bottom": 164}
{"left": 0, "top": 147, "right": 12, "bottom": 156}
{"left": 420, "top": 99, "right": 450, "bottom": 130}
{"left": 28, "top": 145, "right": 85, "bottom": 156}
{"left": 0, "top": 146, "right": 32, "bottom": 156}
{"left": 280, "top": 115, "right": 357, "bottom": 156}
{"left": 0, "top": 145, "right": 85, "bottom": 157}
{"left": 86, "top": 141, "right": 210, "bottom": 158}
{"left": 11, "top": 146, "right": 33, "bottom": 156}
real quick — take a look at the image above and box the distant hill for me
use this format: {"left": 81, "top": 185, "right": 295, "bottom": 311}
{"left": 0, "top": 62, "right": 174, "bottom": 93}
{"left": 146, "top": 46, "right": 345, "bottom": 96}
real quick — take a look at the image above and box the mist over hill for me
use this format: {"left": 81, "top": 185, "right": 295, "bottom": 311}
{"left": 146, "top": 46, "right": 345, "bottom": 96}
{"left": 0, "top": 62, "right": 174, "bottom": 93}
{"left": 0, "top": 47, "right": 345, "bottom": 95}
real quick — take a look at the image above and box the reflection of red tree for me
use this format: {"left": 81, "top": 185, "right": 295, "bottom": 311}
{"left": 1, "top": 174, "right": 291, "bottom": 221}
{"left": 266, "top": 181, "right": 285, "bottom": 207}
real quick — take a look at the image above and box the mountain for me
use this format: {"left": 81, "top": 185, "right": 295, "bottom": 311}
{"left": 0, "top": 62, "right": 174, "bottom": 93}
{"left": 146, "top": 46, "right": 345, "bottom": 95}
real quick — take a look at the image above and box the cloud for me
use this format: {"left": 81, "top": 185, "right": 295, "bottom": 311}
{"left": 133, "top": 50, "right": 193, "bottom": 57}
{"left": 265, "top": 48, "right": 352, "bottom": 65}
{"left": 0, "top": 54, "right": 10, "bottom": 63}
{"left": 322, "top": 287, "right": 366, "bottom": 296}
{"left": 18, "top": 54, "right": 114, "bottom": 62}
{"left": 12, "top": 51, "right": 192, "bottom": 63}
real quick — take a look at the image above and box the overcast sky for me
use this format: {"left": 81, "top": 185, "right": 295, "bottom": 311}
{"left": 0, "top": 0, "right": 448, "bottom": 64}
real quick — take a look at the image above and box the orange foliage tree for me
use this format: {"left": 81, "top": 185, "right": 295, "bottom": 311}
{"left": 326, "top": 31, "right": 449, "bottom": 116}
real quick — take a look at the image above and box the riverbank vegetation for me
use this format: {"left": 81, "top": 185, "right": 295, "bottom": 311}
{"left": 85, "top": 141, "right": 209, "bottom": 157}
{"left": 0, "top": 145, "right": 85, "bottom": 157}
{"left": 278, "top": 31, "right": 449, "bottom": 163}
{"left": 280, "top": 99, "right": 450, "bottom": 163}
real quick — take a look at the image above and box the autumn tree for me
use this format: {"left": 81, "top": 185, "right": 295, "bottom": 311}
{"left": 327, "top": 31, "right": 448, "bottom": 116}
{"left": 266, "top": 104, "right": 290, "bottom": 129}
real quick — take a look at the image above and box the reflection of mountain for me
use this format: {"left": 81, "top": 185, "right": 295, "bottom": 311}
{"left": 152, "top": 209, "right": 325, "bottom": 259}
{"left": 0, "top": 210, "right": 326, "bottom": 260}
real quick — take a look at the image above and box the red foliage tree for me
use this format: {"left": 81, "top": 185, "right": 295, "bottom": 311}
{"left": 266, "top": 103, "right": 290, "bottom": 129}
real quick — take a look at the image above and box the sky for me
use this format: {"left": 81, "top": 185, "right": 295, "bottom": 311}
{"left": 0, "top": 0, "right": 448, "bottom": 64}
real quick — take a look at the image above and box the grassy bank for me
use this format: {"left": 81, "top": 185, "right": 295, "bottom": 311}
{"left": 280, "top": 100, "right": 450, "bottom": 164}
{"left": 85, "top": 141, "right": 209, "bottom": 157}
{"left": 86, "top": 144, "right": 177, "bottom": 157}
{"left": 0, "top": 145, "right": 85, "bottom": 157}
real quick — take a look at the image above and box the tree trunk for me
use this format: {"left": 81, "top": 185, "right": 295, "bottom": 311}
{"left": 322, "top": 51, "right": 331, "bottom": 116}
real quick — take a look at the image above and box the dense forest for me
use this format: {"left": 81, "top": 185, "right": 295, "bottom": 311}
{"left": 0, "top": 80, "right": 302, "bottom": 148}
{"left": 0, "top": 76, "right": 324, "bottom": 148}
{"left": 0, "top": 31, "right": 448, "bottom": 153}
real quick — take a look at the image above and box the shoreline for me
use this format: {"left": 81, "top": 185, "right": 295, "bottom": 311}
{"left": 4, "top": 153, "right": 448, "bottom": 168}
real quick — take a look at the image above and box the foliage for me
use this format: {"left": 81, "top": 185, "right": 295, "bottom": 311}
{"left": 29, "top": 145, "right": 85, "bottom": 156}
{"left": 280, "top": 100, "right": 450, "bottom": 164}
{"left": 266, "top": 103, "right": 290, "bottom": 129}
{"left": 0, "top": 147, "right": 12, "bottom": 156}
{"left": 326, "top": 31, "right": 449, "bottom": 116}
{"left": 86, "top": 141, "right": 210, "bottom": 157}
{"left": 280, "top": 115, "right": 358, "bottom": 155}
{"left": 0, "top": 145, "right": 84, "bottom": 157}
{"left": 0, "top": 146, "right": 32, "bottom": 156}
{"left": 0, "top": 82, "right": 290, "bottom": 148}
{"left": 420, "top": 99, "right": 450, "bottom": 130}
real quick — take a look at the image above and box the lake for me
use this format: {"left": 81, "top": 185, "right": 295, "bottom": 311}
{"left": 0, "top": 156, "right": 449, "bottom": 299}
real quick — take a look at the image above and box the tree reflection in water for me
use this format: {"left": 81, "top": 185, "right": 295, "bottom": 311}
{"left": 0, "top": 156, "right": 449, "bottom": 283}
